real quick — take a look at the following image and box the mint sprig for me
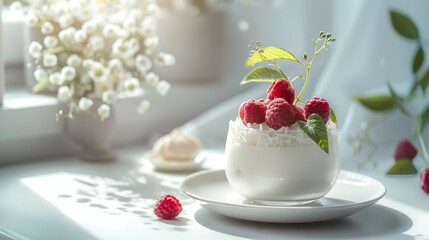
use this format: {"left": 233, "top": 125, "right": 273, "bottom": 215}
{"left": 298, "top": 114, "right": 329, "bottom": 154}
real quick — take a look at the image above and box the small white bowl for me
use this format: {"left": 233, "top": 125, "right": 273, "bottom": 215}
{"left": 224, "top": 120, "right": 340, "bottom": 205}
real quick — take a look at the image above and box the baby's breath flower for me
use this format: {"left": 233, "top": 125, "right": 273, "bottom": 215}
{"left": 103, "top": 24, "right": 123, "bottom": 39}
{"left": 34, "top": 68, "right": 48, "bottom": 82}
{"left": 154, "top": 52, "right": 176, "bottom": 66}
{"left": 146, "top": 3, "right": 160, "bottom": 15}
{"left": 78, "top": 97, "right": 93, "bottom": 111}
{"left": 102, "top": 90, "right": 117, "bottom": 104}
{"left": 61, "top": 66, "right": 76, "bottom": 81}
{"left": 74, "top": 29, "right": 88, "bottom": 43}
{"left": 58, "top": 85, "right": 72, "bottom": 101}
{"left": 43, "top": 54, "right": 58, "bottom": 67}
{"left": 58, "top": 27, "right": 76, "bottom": 42}
{"left": 59, "top": 15, "right": 74, "bottom": 29}
{"left": 108, "top": 58, "right": 123, "bottom": 72}
{"left": 88, "top": 62, "right": 109, "bottom": 82}
{"left": 41, "top": 21, "right": 55, "bottom": 35}
{"left": 137, "top": 100, "right": 150, "bottom": 115}
{"left": 26, "top": 13, "right": 39, "bottom": 27}
{"left": 67, "top": 54, "right": 82, "bottom": 67}
{"left": 156, "top": 80, "right": 171, "bottom": 96}
{"left": 88, "top": 35, "right": 105, "bottom": 51}
{"left": 44, "top": 36, "right": 59, "bottom": 49}
{"left": 82, "top": 20, "right": 98, "bottom": 34}
{"left": 124, "top": 78, "right": 140, "bottom": 93}
{"left": 145, "top": 72, "right": 159, "bottom": 86}
{"left": 144, "top": 36, "right": 159, "bottom": 50}
{"left": 135, "top": 54, "right": 152, "bottom": 73}
{"left": 29, "top": 41, "right": 43, "bottom": 59}
{"left": 97, "top": 104, "right": 111, "bottom": 121}
{"left": 49, "top": 72, "right": 64, "bottom": 85}
{"left": 140, "top": 16, "right": 157, "bottom": 36}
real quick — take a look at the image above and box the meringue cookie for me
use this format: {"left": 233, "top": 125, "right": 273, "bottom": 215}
{"left": 153, "top": 128, "right": 202, "bottom": 161}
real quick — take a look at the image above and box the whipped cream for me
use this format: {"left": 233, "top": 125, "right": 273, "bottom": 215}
{"left": 153, "top": 128, "right": 202, "bottom": 161}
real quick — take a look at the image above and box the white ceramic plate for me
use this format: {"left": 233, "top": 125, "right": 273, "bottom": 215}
{"left": 145, "top": 151, "right": 206, "bottom": 171}
{"left": 181, "top": 170, "right": 386, "bottom": 223}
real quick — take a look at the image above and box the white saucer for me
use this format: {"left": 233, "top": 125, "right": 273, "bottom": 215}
{"left": 181, "top": 170, "right": 386, "bottom": 223}
{"left": 145, "top": 151, "right": 206, "bottom": 171}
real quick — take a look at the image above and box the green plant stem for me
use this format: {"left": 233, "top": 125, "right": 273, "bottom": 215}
{"left": 416, "top": 120, "right": 429, "bottom": 166}
{"left": 294, "top": 39, "right": 325, "bottom": 105}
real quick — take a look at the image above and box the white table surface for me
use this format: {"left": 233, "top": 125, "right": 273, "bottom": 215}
{"left": 0, "top": 143, "right": 428, "bottom": 240}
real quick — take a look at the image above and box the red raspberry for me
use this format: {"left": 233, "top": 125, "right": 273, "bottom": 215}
{"left": 265, "top": 98, "right": 296, "bottom": 130}
{"left": 394, "top": 139, "right": 418, "bottom": 161}
{"left": 154, "top": 194, "right": 183, "bottom": 220}
{"left": 304, "top": 97, "right": 330, "bottom": 123}
{"left": 266, "top": 79, "right": 295, "bottom": 104}
{"left": 294, "top": 106, "right": 306, "bottom": 122}
{"left": 421, "top": 169, "right": 429, "bottom": 194}
{"left": 239, "top": 99, "right": 267, "bottom": 125}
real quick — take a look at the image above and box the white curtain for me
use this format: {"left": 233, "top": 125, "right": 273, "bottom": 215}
{"left": 0, "top": 0, "right": 4, "bottom": 106}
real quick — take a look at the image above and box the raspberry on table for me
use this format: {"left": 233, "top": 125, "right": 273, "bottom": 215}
{"left": 266, "top": 79, "right": 295, "bottom": 104}
{"left": 294, "top": 105, "right": 306, "bottom": 122}
{"left": 304, "top": 97, "right": 330, "bottom": 123}
{"left": 421, "top": 169, "right": 429, "bottom": 194}
{"left": 154, "top": 194, "right": 183, "bottom": 220}
{"left": 239, "top": 99, "right": 267, "bottom": 125}
{"left": 265, "top": 98, "right": 296, "bottom": 130}
{"left": 394, "top": 139, "right": 418, "bottom": 161}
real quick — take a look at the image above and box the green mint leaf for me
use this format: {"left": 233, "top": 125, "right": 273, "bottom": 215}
{"left": 420, "top": 105, "right": 429, "bottom": 131}
{"left": 390, "top": 10, "right": 419, "bottom": 39}
{"left": 241, "top": 67, "right": 284, "bottom": 85}
{"left": 412, "top": 47, "right": 424, "bottom": 73}
{"left": 32, "top": 79, "right": 50, "bottom": 93}
{"left": 387, "top": 82, "right": 410, "bottom": 116}
{"left": 354, "top": 95, "right": 396, "bottom": 111}
{"left": 386, "top": 159, "right": 418, "bottom": 175}
{"left": 298, "top": 114, "right": 329, "bottom": 154}
{"left": 419, "top": 68, "right": 429, "bottom": 92}
{"left": 245, "top": 46, "right": 298, "bottom": 68}
{"left": 329, "top": 107, "right": 337, "bottom": 127}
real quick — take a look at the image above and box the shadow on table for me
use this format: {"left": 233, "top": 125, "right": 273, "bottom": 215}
{"left": 194, "top": 204, "right": 413, "bottom": 239}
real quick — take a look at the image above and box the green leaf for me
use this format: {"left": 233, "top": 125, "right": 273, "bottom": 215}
{"left": 413, "top": 47, "right": 424, "bottom": 73}
{"left": 354, "top": 95, "right": 396, "bottom": 111}
{"left": 390, "top": 10, "right": 419, "bottom": 39}
{"left": 32, "top": 79, "right": 50, "bottom": 93}
{"left": 241, "top": 67, "right": 284, "bottom": 85}
{"left": 245, "top": 46, "right": 298, "bottom": 68}
{"left": 329, "top": 107, "right": 337, "bottom": 126}
{"left": 298, "top": 114, "right": 329, "bottom": 154}
{"left": 420, "top": 105, "right": 429, "bottom": 131}
{"left": 386, "top": 159, "right": 418, "bottom": 175}
{"left": 387, "top": 82, "right": 410, "bottom": 116}
{"left": 419, "top": 68, "right": 429, "bottom": 92}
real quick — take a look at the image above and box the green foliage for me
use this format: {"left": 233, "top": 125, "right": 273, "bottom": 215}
{"left": 419, "top": 68, "right": 429, "bottom": 92}
{"left": 245, "top": 46, "right": 298, "bottom": 68}
{"left": 32, "top": 79, "right": 50, "bottom": 93}
{"left": 241, "top": 67, "right": 284, "bottom": 85}
{"left": 413, "top": 47, "right": 424, "bottom": 74}
{"left": 354, "top": 95, "right": 396, "bottom": 111}
{"left": 386, "top": 159, "right": 417, "bottom": 175}
{"left": 420, "top": 106, "right": 429, "bottom": 131}
{"left": 387, "top": 82, "right": 409, "bottom": 116}
{"left": 298, "top": 114, "right": 329, "bottom": 154}
{"left": 329, "top": 107, "right": 337, "bottom": 126}
{"left": 390, "top": 10, "right": 419, "bottom": 39}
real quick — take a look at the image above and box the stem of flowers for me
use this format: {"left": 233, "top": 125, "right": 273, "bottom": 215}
{"left": 416, "top": 119, "right": 429, "bottom": 166}
{"left": 294, "top": 34, "right": 335, "bottom": 105}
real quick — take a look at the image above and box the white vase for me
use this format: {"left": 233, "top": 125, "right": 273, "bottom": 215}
{"left": 66, "top": 107, "right": 117, "bottom": 162}
{"left": 154, "top": 10, "right": 225, "bottom": 83}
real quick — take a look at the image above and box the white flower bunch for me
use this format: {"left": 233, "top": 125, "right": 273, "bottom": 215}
{"left": 15, "top": 0, "right": 175, "bottom": 121}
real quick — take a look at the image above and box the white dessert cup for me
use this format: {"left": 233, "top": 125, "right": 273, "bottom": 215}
{"left": 225, "top": 119, "right": 340, "bottom": 205}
